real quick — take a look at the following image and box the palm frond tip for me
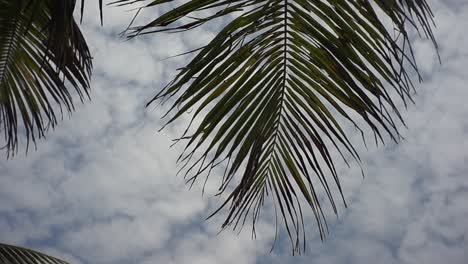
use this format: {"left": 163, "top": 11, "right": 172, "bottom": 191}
{"left": 119, "top": 0, "right": 438, "bottom": 253}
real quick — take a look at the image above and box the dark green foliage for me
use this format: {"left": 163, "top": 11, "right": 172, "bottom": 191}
{"left": 0, "top": 0, "right": 92, "bottom": 156}
{"left": 116, "top": 0, "right": 438, "bottom": 253}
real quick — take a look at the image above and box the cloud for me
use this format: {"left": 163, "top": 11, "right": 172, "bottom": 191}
{"left": 1, "top": 0, "right": 468, "bottom": 264}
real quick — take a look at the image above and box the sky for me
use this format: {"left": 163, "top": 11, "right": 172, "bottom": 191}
{"left": 1, "top": 0, "right": 468, "bottom": 263}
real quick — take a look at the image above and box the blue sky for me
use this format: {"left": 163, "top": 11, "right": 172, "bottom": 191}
{"left": 1, "top": 0, "right": 468, "bottom": 263}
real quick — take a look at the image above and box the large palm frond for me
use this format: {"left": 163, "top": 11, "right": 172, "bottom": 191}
{"left": 116, "top": 0, "right": 437, "bottom": 252}
{"left": 0, "top": 0, "right": 93, "bottom": 156}
{"left": 0, "top": 243, "right": 70, "bottom": 264}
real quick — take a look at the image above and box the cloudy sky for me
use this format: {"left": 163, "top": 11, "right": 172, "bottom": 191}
{"left": 1, "top": 0, "right": 468, "bottom": 263}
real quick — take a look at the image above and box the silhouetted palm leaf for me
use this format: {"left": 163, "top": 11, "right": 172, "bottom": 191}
{"left": 0, "top": 0, "right": 93, "bottom": 156}
{"left": 0, "top": 243, "right": 70, "bottom": 264}
{"left": 116, "top": 0, "right": 437, "bottom": 253}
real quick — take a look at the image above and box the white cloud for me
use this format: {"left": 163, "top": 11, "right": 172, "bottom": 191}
{"left": 1, "top": 1, "right": 468, "bottom": 264}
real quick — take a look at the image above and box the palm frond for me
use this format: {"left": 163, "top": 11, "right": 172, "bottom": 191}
{"left": 0, "top": 243, "right": 70, "bottom": 264}
{"left": 0, "top": 0, "right": 92, "bottom": 156}
{"left": 117, "top": 0, "right": 437, "bottom": 253}
{"left": 78, "top": 0, "right": 104, "bottom": 25}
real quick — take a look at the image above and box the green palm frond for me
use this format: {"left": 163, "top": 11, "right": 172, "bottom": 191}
{"left": 0, "top": 243, "right": 70, "bottom": 264}
{"left": 0, "top": 0, "right": 92, "bottom": 156}
{"left": 116, "top": 0, "right": 437, "bottom": 252}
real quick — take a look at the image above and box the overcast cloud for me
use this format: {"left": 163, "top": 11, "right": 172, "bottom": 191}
{"left": 1, "top": 0, "right": 468, "bottom": 263}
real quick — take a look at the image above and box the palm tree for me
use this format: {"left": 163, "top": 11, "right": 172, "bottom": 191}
{"left": 0, "top": 0, "right": 96, "bottom": 156}
{"left": 115, "top": 0, "right": 438, "bottom": 253}
{"left": 0, "top": 1, "right": 97, "bottom": 262}
{"left": 0, "top": 0, "right": 438, "bottom": 261}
